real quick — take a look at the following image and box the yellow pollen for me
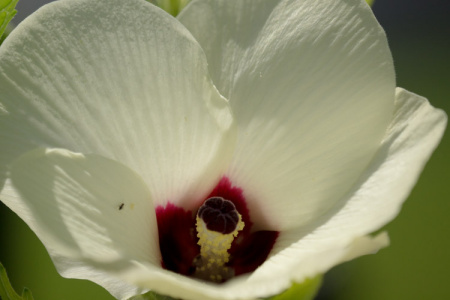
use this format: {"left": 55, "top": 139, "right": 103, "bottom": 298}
{"left": 194, "top": 214, "right": 244, "bottom": 282}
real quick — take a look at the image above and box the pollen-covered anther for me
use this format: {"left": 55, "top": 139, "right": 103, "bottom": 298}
{"left": 194, "top": 197, "right": 244, "bottom": 282}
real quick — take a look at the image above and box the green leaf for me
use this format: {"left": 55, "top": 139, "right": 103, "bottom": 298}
{"left": 0, "top": 23, "right": 13, "bottom": 44}
{"left": 0, "top": 262, "right": 23, "bottom": 300}
{"left": 0, "top": 263, "right": 34, "bottom": 300}
{"left": 264, "top": 276, "right": 323, "bottom": 300}
{"left": 147, "top": 0, "right": 189, "bottom": 16}
{"left": 0, "top": 0, "right": 18, "bottom": 41}
{"left": 366, "top": 0, "right": 375, "bottom": 6}
{"left": 21, "top": 288, "right": 34, "bottom": 300}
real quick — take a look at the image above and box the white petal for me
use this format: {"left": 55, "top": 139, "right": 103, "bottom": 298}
{"left": 51, "top": 252, "right": 148, "bottom": 300}
{"left": 244, "top": 232, "right": 389, "bottom": 299}
{"left": 1, "top": 148, "right": 158, "bottom": 299}
{"left": 0, "top": 0, "right": 235, "bottom": 208}
{"left": 265, "top": 88, "right": 443, "bottom": 298}
{"left": 90, "top": 88, "right": 446, "bottom": 300}
{"left": 233, "top": 88, "right": 446, "bottom": 299}
{"left": 274, "top": 88, "right": 447, "bottom": 250}
{"left": 95, "top": 232, "right": 387, "bottom": 300}
{"left": 179, "top": 0, "right": 395, "bottom": 229}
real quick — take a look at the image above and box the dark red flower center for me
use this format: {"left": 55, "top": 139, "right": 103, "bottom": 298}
{"left": 155, "top": 176, "right": 279, "bottom": 282}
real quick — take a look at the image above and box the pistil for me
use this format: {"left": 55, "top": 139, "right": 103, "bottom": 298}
{"left": 194, "top": 197, "right": 244, "bottom": 282}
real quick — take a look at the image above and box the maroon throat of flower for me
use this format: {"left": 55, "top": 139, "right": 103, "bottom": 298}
{"left": 155, "top": 176, "right": 279, "bottom": 283}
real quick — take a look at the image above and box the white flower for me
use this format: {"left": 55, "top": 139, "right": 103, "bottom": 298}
{"left": 0, "top": 0, "right": 446, "bottom": 299}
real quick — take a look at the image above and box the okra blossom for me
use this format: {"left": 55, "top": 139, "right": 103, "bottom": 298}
{"left": 0, "top": 0, "right": 446, "bottom": 300}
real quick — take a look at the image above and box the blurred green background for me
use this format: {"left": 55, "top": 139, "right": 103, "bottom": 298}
{"left": 1, "top": 0, "right": 449, "bottom": 299}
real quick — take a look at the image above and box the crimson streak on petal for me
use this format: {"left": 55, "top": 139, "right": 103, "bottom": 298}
{"left": 155, "top": 202, "right": 199, "bottom": 276}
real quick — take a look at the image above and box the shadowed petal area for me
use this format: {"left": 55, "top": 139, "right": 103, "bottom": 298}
{"left": 1, "top": 148, "right": 159, "bottom": 299}
{"left": 228, "top": 230, "right": 279, "bottom": 276}
{"left": 179, "top": 0, "right": 395, "bottom": 230}
{"left": 0, "top": 0, "right": 236, "bottom": 210}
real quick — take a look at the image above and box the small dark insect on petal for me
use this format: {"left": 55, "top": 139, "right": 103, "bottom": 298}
{"left": 119, "top": 203, "right": 124, "bottom": 210}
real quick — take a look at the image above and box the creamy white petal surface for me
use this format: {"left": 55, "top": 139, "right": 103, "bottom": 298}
{"left": 0, "top": 0, "right": 235, "bottom": 209}
{"left": 255, "top": 88, "right": 447, "bottom": 290}
{"left": 2, "top": 148, "right": 156, "bottom": 299}
{"left": 1, "top": 0, "right": 235, "bottom": 298}
{"left": 179, "top": 0, "right": 396, "bottom": 230}
{"left": 273, "top": 89, "right": 447, "bottom": 253}
{"left": 109, "top": 89, "right": 446, "bottom": 300}
{"left": 0, "top": 0, "right": 447, "bottom": 300}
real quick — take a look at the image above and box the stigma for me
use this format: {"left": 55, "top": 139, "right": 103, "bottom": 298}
{"left": 194, "top": 197, "right": 244, "bottom": 282}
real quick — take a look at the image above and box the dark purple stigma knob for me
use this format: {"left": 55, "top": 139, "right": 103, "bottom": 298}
{"left": 197, "top": 197, "right": 240, "bottom": 234}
